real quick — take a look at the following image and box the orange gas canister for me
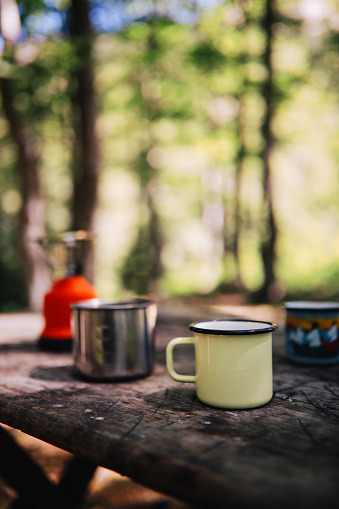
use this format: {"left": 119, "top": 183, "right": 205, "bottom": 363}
{"left": 38, "top": 231, "right": 97, "bottom": 351}
{"left": 39, "top": 274, "right": 97, "bottom": 351}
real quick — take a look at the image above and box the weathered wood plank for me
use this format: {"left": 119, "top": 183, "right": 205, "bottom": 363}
{"left": 0, "top": 311, "right": 338, "bottom": 509}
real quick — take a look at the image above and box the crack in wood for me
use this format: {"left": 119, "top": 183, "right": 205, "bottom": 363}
{"left": 102, "top": 402, "right": 118, "bottom": 414}
{"left": 324, "top": 385, "right": 339, "bottom": 400}
{"left": 122, "top": 416, "right": 145, "bottom": 440}
{"left": 151, "top": 400, "right": 167, "bottom": 416}
{"left": 301, "top": 391, "right": 338, "bottom": 419}
{"left": 297, "top": 418, "right": 318, "bottom": 446}
{"left": 199, "top": 439, "right": 228, "bottom": 455}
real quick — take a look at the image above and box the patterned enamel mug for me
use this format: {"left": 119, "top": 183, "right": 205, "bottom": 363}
{"left": 285, "top": 301, "right": 339, "bottom": 364}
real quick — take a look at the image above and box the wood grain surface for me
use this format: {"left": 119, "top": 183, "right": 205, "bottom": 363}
{"left": 0, "top": 306, "right": 338, "bottom": 509}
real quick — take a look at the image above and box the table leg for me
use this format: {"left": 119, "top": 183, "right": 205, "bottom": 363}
{"left": 58, "top": 455, "right": 97, "bottom": 506}
{"left": 0, "top": 425, "right": 97, "bottom": 509}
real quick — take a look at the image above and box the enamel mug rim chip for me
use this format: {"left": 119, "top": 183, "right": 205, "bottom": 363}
{"left": 189, "top": 319, "right": 278, "bottom": 336}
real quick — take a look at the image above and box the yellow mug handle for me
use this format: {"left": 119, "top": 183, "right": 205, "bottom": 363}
{"left": 166, "top": 337, "right": 197, "bottom": 383}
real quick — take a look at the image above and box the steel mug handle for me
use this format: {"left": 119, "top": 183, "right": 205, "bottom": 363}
{"left": 166, "top": 337, "right": 197, "bottom": 383}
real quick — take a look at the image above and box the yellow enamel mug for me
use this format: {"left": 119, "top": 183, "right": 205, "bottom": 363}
{"left": 166, "top": 319, "right": 278, "bottom": 409}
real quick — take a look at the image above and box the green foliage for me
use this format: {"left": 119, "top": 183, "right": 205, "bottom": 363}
{"left": 188, "top": 41, "right": 227, "bottom": 71}
{"left": 0, "top": 215, "right": 28, "bottom": 311}
{"left": 19, "top": 0, "right": 47, "bottom": 15}
{"left": 0, "top": 259, "right": 28, "bottom": 311}
{"left": 2, "top": 0, "right": 339, "bottom": 306}
{"left": 120, "top": 224, "right": 154, "bottom": 295}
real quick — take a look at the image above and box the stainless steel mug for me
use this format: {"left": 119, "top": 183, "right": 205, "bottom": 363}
{"left": 71, "top": 298, "right": 157, "bottom": 380}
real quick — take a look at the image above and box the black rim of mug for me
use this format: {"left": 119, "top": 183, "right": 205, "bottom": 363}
{"left": 189, "top": 319, "right": 278, "bottom": 336}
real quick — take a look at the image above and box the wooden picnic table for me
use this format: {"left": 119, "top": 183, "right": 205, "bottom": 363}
{"left": 0, "top": 302, "right": 338, "bottom": 509}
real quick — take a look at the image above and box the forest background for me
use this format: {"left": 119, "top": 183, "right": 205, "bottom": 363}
{"left": 1, "top": 0, "right": 339, "bottom": 312}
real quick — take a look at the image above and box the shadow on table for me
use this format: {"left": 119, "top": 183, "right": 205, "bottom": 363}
{"left": 30, "top": 365, "right": 75, "bottom": 382}
{"left": 0, "top": 341, "right": 39, "bottom": 352}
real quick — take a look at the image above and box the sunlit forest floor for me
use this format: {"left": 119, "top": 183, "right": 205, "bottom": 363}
{"left": 0, "top": 427, "right": 193, "bottom": 509}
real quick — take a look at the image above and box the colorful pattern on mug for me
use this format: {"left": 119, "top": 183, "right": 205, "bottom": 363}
{"left": 285, "top": 302, "right": 339, "bottom": 364}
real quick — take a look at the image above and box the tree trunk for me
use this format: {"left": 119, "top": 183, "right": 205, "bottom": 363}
{"left": 121, "top": 22, "right": 164, "bottom": 296}
{"left": 68, "top": 0, "right": 99, "bottom": 282}
{"left": 232, "top": 95, "right": 246, "bottom": 289}
{"left": 0, "top": 74, "right": 50, "bottom": 311}
{"left": 257, "top": 0, "right": 278, "bottom": 301}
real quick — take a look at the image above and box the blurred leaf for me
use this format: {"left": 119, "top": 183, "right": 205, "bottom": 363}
{"left": 188, "top": 41, "right": 226, "bottom": 71}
